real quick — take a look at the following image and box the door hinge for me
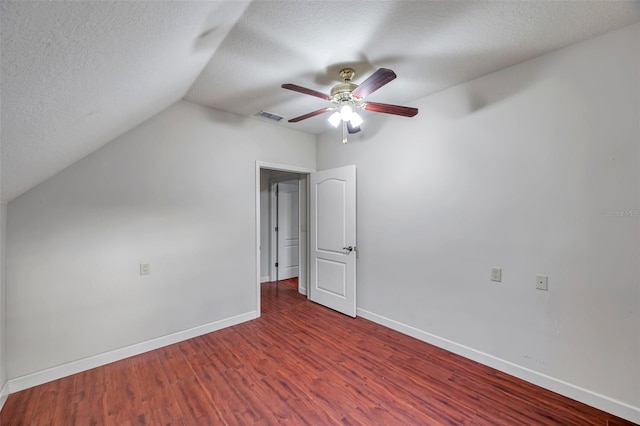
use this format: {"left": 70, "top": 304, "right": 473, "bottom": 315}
{"left": 275, "top": 262, "right": 279, "bottom": 267}
{"left": 275, "top": 226, "right": 279, "bottom": 232}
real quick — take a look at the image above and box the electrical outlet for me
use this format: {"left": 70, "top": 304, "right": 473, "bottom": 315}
{"left": 491, "top": 267, "right": 502, "bottom": 282}
{"left": 536, "top": 275, "right": 548, "bottom": 290}
{"left": 140, "top": 263, "right": 150, "bottom": 276}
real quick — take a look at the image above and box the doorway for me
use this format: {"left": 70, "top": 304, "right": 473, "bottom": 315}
{"left": 255, "top": 162, "right": 314, "bottom": 315}
{"left": 255, "top": 161, "right": 357, "bottom": 318}
{"left": 270, "top": 177, "right": 300, "bottom": 283}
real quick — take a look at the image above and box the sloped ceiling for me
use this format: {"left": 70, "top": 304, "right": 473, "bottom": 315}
{"left": 2, "top": 1, "right": 639, "bottom": 202}
{"left": 0, "top": 1, "right": 250, "bottom": 202}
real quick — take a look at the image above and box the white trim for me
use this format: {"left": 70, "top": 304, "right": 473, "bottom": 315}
{"left": 0, "top": 380, "right": 8, "bottom": 412}
{"left": 356, "top": 307, "right": 640, "bottom": 424}
{"left": 270, "top": 181, "right": 278, "bottom": 281}
{"left": 256, "top": 163, "right": 262, "bottom": 315}
{"left": 256, "top": 162, "right": 315, "bottom": 175}
{"left": 298, "top": 286, "right": 307, "bottom": 296}
{"left": 7, "top": 311, "right": 257, "bottom": 394}
{"left": 298, "top": 174, "right": 309, "bottom": 295}
{"left": 260, "top": 276, "right": 270, "bottom": 283}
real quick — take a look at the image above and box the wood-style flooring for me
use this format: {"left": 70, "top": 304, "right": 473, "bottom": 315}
{"left": 0, "top": 279, "right": 634, "bottom": 425}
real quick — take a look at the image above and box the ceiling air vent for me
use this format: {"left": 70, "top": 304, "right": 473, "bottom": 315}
{"left": 256, "top": 111, "right": 283, "bottom": 122}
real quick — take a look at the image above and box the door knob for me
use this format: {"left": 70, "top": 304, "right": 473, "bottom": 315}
{"left": 343, "top": 246, "right": 354, "bottom": 253}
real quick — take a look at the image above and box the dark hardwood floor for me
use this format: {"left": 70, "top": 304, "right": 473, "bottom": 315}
{"left": 0, "top": 279, "right": 634, "bottom": 425}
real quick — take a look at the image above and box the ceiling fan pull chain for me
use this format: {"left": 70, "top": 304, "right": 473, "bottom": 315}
{"left": 342, "top": 120, "right": 348, "bottom": 144}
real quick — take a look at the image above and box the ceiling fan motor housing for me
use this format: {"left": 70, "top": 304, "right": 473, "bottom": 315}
{"left": 331, "top": 85, "right": 358, "bottom": 102}
{"left": 331, "top": 68, "right": 359, "bottom": 103}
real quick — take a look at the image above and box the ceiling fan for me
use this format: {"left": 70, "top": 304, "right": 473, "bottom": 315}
{"left": 282, "top": 68, "right": 418, "bottom": 143}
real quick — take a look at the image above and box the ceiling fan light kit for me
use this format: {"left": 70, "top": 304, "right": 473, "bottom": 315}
{"left": 282, "top": 67, "right": 418, "bottom": 143}
{"left": 327, "top": 111, "right": 342, "bottom": 127}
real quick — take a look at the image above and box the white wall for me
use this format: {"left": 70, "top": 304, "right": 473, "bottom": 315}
{"left": 6, "top": 101, "right": 315, "bottom": 379}
{"left": 318, "top": 24, "right": 640, "bottom": 419}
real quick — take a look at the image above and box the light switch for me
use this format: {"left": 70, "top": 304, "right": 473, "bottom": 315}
{"left": 140, "top": 263, "right": 150, "bottom": 276}
{"left": 491, "top": 267, "right": 502, "bottom": 282}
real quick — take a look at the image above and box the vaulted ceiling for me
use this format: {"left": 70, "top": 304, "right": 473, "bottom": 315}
{"left": 2, "top": 1, "right": 639, "bottom": 202}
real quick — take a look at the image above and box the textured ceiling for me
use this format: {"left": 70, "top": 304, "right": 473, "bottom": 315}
{"left": 187, "top": 0, "right": 640, "bottom": 134}
{"left": 0, "top": 1, "right": 250, "bottom": 202}
{"left": 2, "top": 1, "right": 639, "bottom": 202}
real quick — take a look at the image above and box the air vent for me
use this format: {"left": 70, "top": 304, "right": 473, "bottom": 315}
{"left": 256, "top": 111, "right": 283, "bottom": 122}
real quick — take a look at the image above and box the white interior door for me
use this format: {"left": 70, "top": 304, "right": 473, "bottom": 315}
{"left": 277, "top": 180, "right": 299, "bottom": 280}
{"left": 309, "top": 165, "right": 356, "bottom": 317}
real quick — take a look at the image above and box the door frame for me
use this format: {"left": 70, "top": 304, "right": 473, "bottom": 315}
{"left": 269, "top": 177, "right": 300, "bottom": 282}
{"left": 255, "top": 161, "right": 315, "bottom": 316}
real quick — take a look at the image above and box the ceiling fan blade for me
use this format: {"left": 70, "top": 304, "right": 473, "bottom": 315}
{"left": 363, "top": 102, "right": 418, "bottom": 117}
{"left": 351, "top": 68, "right": 397, "bottom": 99}
{"left": 282, "top": 83, "right": 331, "bottom": 101}
{"left": 288, "top": 107, "right": 334, "bottom": 123}
{"left": 347, "top": 122, "right": 361, "bottom": 134}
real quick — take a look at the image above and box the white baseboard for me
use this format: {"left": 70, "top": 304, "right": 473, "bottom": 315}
{"left": 0, "top": 380, "right": 8, "bottom": 412}
{"left": 298, "top": 286, "right": 307, "bottom": 296}
{"left": 7, "top": 310, "right": 258, "bottom": 394}
{"left": 260, "top": 276, "right": 270, "bottom": 283}
{"left": 356, "top": 308, "right": 640, "bottom": 424}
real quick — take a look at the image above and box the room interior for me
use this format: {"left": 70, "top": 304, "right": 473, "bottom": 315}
{"left": 1, "top": 0, "right": 639, "bottom": 423}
